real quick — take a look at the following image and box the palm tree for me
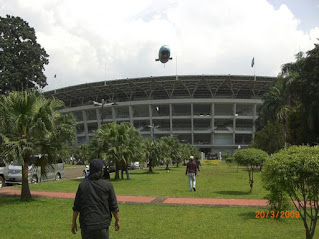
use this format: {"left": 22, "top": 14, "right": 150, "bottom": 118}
{"left": 0, "top": 90, "right": 75, "bottom": 201}
{"left": 90, "top": 122, "right": 143, "bottom": 179}
{"left": 143, "top": 138, "right": 161, "bottom": 173}
{"left": 158, "top": 136, "right": 180, "bottom": 170}
{"left": 257, "top": 78, "right": 292, "bottom": 148}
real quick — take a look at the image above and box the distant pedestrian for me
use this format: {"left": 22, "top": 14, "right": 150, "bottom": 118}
{"left": 186, "top": 156, "right": 197, "bottom": 192}
{"left": 195, "top": 157, "right": 201, "bottom": 173}
{"left": 83, "top": 165, "right": 89, "bottom": 179}
{"left": 72, "top": 159, "right": 120, "bottom": 239}
{"left": 120, "top": 159, "right": 130, "bottom": 180}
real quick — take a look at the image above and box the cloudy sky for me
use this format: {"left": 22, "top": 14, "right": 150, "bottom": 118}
{"left": 1, "top": 0, "right": 318, "bottom": 91}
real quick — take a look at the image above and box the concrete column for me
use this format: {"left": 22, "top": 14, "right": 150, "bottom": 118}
{"left": 149, "top": 104, "right": 153, "bottom": 125}
{"left": 129, "top": 105, "right": 134, "bottom": 125}
{"left": 191, "top": 103, "right": 194, "bottom": 144}
{"left": 112, "top": 107, "right": 116, "bottom": 122}
{"left": 169, "top": 104, "right": 173, "bottom": 136}
{"left": 96, "top": 108, "right": 101, "bottom": 127}
{"left": 82, "top": 110, "right": 89, "bottom": 142}
{"left": 211, "top": 103, "right": 214, "bottom": 144}
{"left": 233, "top": 103, "right": 236, "bottom": 145}
{"left": 252, "top": 104, "right": 257, "bottom": 141}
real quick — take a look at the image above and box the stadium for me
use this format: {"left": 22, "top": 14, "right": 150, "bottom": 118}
{"left": 44, "top": 75, "right": 275, "bottom": 157}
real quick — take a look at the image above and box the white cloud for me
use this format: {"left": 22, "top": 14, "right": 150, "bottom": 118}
{"left": 0, "top": 0, "right": 318, "bottom": 91}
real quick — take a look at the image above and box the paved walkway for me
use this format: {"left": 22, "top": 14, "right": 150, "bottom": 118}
{"left": 0, "top": 188, "right": 268, "bottom": 207}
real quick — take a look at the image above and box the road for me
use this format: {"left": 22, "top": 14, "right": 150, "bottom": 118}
{"left": 63, "top": 166, "right": 84, "bottom": 180}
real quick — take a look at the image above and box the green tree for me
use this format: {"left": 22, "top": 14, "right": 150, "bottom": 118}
{"left": 262, "top": 146, "right": 319, "bottom": 239}
{"left": 0, "top": 15, "right": 49, "bottom": 94}
{"left": 90, "top": 122, "right": 143, "bottom": 179}
{"left": 251, "top": 120, "right": 284, "bottom": 154}
{"left": 257, "top": 77, "right": 292, "bottom": 148}
{"left": 72, "top": 144, "right": 90, "bottom": 164}
{"left": 0, "top": 90, "right": 75, "bottom": 201}
{"left": 143, "top": 138, "right": 161, "bottom": 173}
{"left": 232, "top": 148, "right": 268, "bottom": 192}
{"left": 281, "top": 44, "right": 319, "bottom": 145}
{"left": 158, "top": 136, "right": 180, "bottom": 170}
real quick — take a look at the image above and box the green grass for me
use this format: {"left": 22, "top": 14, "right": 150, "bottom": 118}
{"left": 26, "top": 163, "right": 268, "bottom": 199}
{"left": 0, "top": 196, "right": 312, "bottom": 239}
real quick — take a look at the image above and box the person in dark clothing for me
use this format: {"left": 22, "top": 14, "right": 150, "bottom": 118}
{"left": 195, "top": 157, "right": 201, "bottom": 175}
{"left": 186, "top": 155, "right": 197, "bottom": 192}
{"left": 120, "top": 159, "right": 130, "bottom": 180}
{"left": 72, "top": 159, "right": 120, "bottom": 239}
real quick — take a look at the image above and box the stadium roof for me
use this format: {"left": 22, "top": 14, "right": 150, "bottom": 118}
{"left": 44, "top": 75, "right": 276, "bottom": 107}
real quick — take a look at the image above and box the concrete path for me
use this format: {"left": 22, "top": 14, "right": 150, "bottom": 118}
{"left": 0, "top": 188, "right": 268, "bottom": 207}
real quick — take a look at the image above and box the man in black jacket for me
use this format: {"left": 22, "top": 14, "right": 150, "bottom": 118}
{"left": 72, "top": 159, "right": 120, "bottom": 239}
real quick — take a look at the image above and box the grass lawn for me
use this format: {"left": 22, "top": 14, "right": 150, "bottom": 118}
{"left": 0, "top": 196, "right": 312, "bottom": 239}
{"left": 26, "top": 163, "right": 268, "bottom": 199}
{"left": 64, "top": 164, "right": 85, "bottom": 169}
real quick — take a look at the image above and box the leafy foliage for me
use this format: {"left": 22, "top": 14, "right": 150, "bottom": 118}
{"left": 262, "top": 146, "right": 319, "bottom": 239}
{"left": 0, "top": 15, "right": 49, "bottom": 94}
{"left": 143, "top": 138, "right": 161, "bottom": 173}
{"left": 0, "top": 90, "right": 75, "bottom": 200}
{"left": 251, "top": 120, "right": 284, "bottom": 154}
{"left": 257, "top": 42, "right": 319, "bottom": 147}
{"left": 89, "top": 122, "right": 144, "bottom": 179}
{"left": 233, "top": 148, "right": 268, "bottom": 192}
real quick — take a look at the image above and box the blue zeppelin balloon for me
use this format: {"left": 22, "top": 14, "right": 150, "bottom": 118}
{"left": 155, "top": 45, "right": 173, "bottom": 64}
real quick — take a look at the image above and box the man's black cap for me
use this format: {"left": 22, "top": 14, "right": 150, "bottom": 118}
{"left": 90, "top": 159, "right": 105, "bottom": 174}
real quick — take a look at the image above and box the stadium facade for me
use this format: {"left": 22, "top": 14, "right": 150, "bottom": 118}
{"left": 44, "top": 75, "right": 275, "bottom": 157}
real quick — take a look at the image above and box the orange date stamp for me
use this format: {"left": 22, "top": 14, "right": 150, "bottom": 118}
{"left": 255, "top": 210, "right": 300, "bottom": 219}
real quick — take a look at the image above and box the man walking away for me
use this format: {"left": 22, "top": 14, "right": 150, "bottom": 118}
{"left": 72, "top": 159, "right": 120, "bottom": 239}
{"left": 186, "top": 156, "right": 197, "bottom": 192}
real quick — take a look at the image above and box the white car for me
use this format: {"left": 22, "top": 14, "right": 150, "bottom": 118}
{"left": 128, "top": 162, "right": 140, "bottom": 170}
{"left": 7, "top": 160, "right": 64, "bottom": 184}
{"left": 0, "top": 158, "right": 9, "bottom": 188}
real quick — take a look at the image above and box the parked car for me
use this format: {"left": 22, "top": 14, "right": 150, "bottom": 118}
{"left": 6, "top": 157, "right": 64, "bottom": 185}
{"left": 128, "top": 162, "right": 140, "bottom": 170}
{"left": 107, "top": 160, "right": 115, "bottom": 173}
{"left": 0, "top": 158, "right": 9, "bottom": 188}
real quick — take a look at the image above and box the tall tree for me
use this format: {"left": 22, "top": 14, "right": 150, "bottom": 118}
{"left": 158, "top": 136, "right": 180, "bottom": 170}
{"left": 0, "top": 15, "right": 49, "bottom": 94}
{"left": 143, "top": 138, "right": 161, "bottom": 173}
{"left": 251, "top": 120, "right": 284, "bottom": 154}
{"left": 257, "top": 77, "right": 293, "bottom": 148}
{"left": 0, "top": 90, "right": 75, "bottom": 201}
{"left": 281, "top": 44, "right": 319, "bottom": 145}
{"left": 90, "top": 122, "right": 143, "bottom": 179}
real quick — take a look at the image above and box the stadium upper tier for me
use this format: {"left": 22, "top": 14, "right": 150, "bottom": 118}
{"left": 44, "top": 75, "right": 275, "bottom": 107}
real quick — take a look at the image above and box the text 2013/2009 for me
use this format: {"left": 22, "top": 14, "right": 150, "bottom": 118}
{"left": 255, "top": 210, "right": 300, "bottom": 219}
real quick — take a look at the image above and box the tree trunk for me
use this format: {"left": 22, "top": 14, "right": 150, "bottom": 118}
{"left": 21, "top": 160, "right": 32, "bottom": 201}
{"left": 165, "top": 163, "right": 169, "bottom": 170}
{"left": 305, "top": 229, "right": 311, "bottom": 239}
{"left": 148, "top": 158, "right": 153, "bottom": 173}
{"left": 248, "top": 167, "right": 254, "bottom": 193}
{"left": 114, "top": 160, "right": 120, "bottom": 179}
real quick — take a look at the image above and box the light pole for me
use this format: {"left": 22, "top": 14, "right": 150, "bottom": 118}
{"left": 93, "top": 99, "right": 117, "bottom": 124}
{"left": 147, "top": 124, "right": 159, "bottom": 142}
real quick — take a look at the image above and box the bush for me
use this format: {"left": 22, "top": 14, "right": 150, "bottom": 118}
{"left": 233, "top": 148, "right": 268, "bottom": 192}
{"left": 262, "top": 146, "right": 319, "bottom": 239}
{"left": 201, "top": 160, "right": 221, "bottom": 166}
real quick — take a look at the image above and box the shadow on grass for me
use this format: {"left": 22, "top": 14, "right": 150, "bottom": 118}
{"left": 216, "top": 190, "right": 251, "bottom": 196}
{"left": 238, "top": 211, "right": 259, "bottom": 220}
{"left": 140, "top": 171, "right": 160, "bottom": 175}
{"left": 0, "top": 195, "right": 49, "bottom": 207}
